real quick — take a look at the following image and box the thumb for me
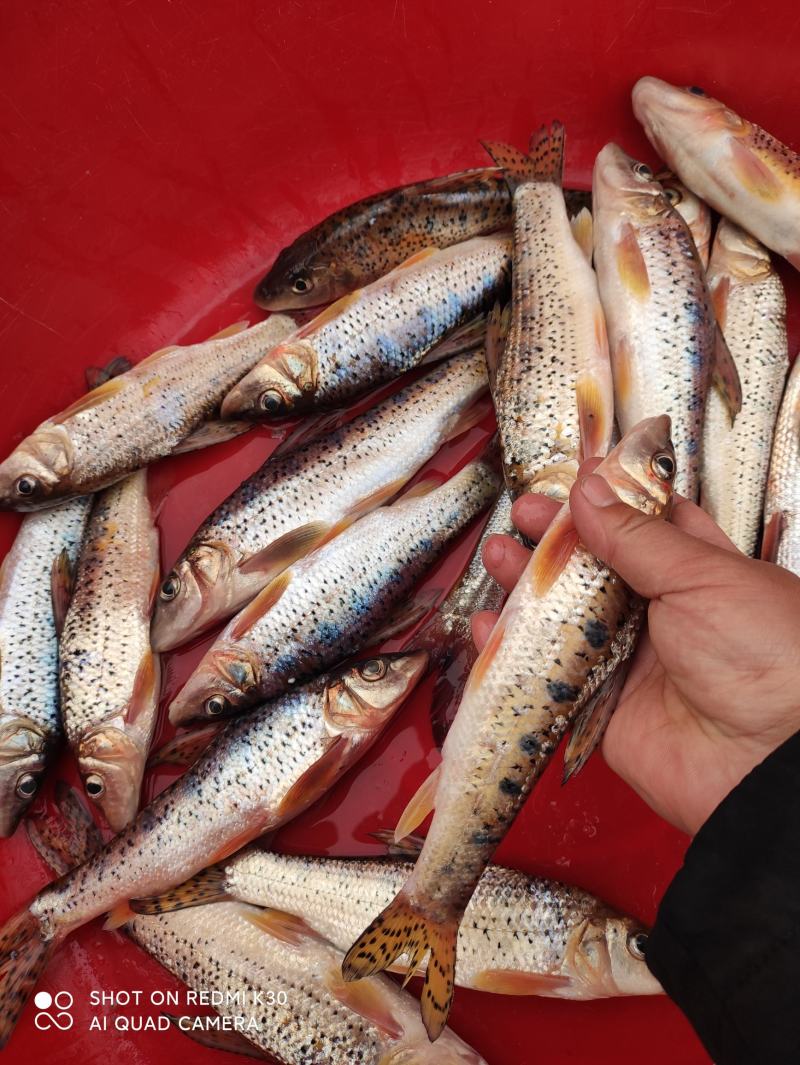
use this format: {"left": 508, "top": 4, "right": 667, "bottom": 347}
{"left": 569, "top": 472, "right": 736, "bottom": 600}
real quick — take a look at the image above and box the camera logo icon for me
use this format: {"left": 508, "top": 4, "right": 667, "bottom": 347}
{"left": 33, "top": 991, "right": 74, "bottom": 1031}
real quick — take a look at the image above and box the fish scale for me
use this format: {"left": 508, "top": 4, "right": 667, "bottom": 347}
{"left": 763, "top": 357, "right": 800, "bottom": 575}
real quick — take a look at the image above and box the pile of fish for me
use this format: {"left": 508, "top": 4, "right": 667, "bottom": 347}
{"left": 0, "top": 74, "right": 798, "bottom": 1061}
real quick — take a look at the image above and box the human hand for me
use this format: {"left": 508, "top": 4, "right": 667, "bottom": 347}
{"left": 475, "top": 463, "right": 800, "bottom": 836}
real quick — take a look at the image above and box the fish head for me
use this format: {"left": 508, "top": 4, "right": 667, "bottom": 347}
{"left": 77, "top": 725, "right": 143, "bottom": 833}
{"left": 168, "top": 648, "right": 261, "bottom": 726}
{"left": 0, "top": 426, "right": 74, "bottom": 510}
{"left": 657, "top": 169, "right": 712, "bottom": 263}
{"left": 632, "top": 77, "right": 748, "bottom": 161}
{"left": 324, "top": 651, "right": 429, "bottom": 738}
{"left": 220, "top": 340, "right": 319, "bottom": 421}
{"left": 564, "top": 913, "right": 662, "bottom": 998}
{"left": 151, "top": 541, "right": 240, "bottom": 652}
{"left": 254, "top": 242, "right": 352, "bottom": 310}
{"left": 711, "top": 218, "right": 773, "bottom": 281}
{"left": 598, "top": 414, "right": 676, "bottom": 516}
{"left": 0, "top": 717, "right": 50, "bottom": 836}
{"left": 593, "top": 143, "right": 673, "bottom": 226}
{"left": 602, "top": 916, "right": 663, "bottom": 996}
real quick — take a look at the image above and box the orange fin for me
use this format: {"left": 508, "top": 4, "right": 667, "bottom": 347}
{"left": 528, "top": 122, "right": 565, "bottom": 184}
{"left": 464, "top": 614, "right": 507, "bottom": 695}
{"left": 712, "top": 325, "right": 743, "bottom": 422}
{"left": 370, "top": 586, "right": 441, "bottom": 644}
{"left": 563, "top": 656, "right": 633, "bottom": 783}
{"left": 576, "top": 372, "right": 611, "bottom": 463}
{"left": 346, "top": 476, "right": 416, "bottom": 520}
{"left": 369, "top": 828, "right": 425, "bottom": 857}
{"left": 146, "top": 723, "right": 224, "bottom": 769}
{"left": 297, "top": 290, "right": 362, "bottom": 337}
{"left": 126, "top": 651, "right": 160, "bottom": 726}
{"left": 423, "top": 314, "right": 488, "bottom": 366}
{"left": 485, "top": 302, "right": 510, "bottom": 389}
{"left": 130, "top": 864, "right": 230, "bottom": 915}
{"left": 570, "top": 206, "right": 594, "bottom": 261}
{"left": 385, "top": 247, "right": 441, "bottom": 277}
{"left": 229, "top": 569, "right": 292, "bottom": 641}
{"left": 161, "top": 1012, "right": 268, "bottom": 1059}
{"left": 342, "top": 892, "right": 458, "bottom": 1042}
{"left": 85, "top": 355, "right": 132, "bottom": 390}
{"left": 238, "top": 521, "right": 333, "bottom": 578}
{"left": 710, "top": 275, "right": 731, "bottom": 332}
{"left": 0, "top": 909, "right": 55, "bottom": 1048}
{"left": 530, "top": 506, "right": 579, "bottom": 597}
{"left": 616, "top": 222, "right": 650, "bottom": 300}
{"left": 240, "top": 905, "right": 323, "bottom": 946}
{"left": 612, "top": 335, "right": 634, "bottom": 407}
{"left": 444, "top": 394, "right": 493, "bottom": 445}
{"left": 102, "top": 900, "right": 135, "bottom": 930}
{"left": 276, "top": 734, "right": 351, "bottom": 820}
{"left": 472, "top": 968, "right": 572, "bottom": 995}
{"left": 395, "top": 476, "right": 441, "bottom": 503}
{"left": 324, "top": 966, "right": 404, "bottom": 1040}
{"left": 50, "top": 548, "right": 74, "bottom": 637}
{"left": 761, "top": 511, "right": 787, "bottom": 563}
{"left": 171, "top": 420, "right": 253, "bottom": 455}
{"left": 137, "top": 343, "right": 180, "bottom": 368}
{"left": 207, "top": 320, "right": 250, "bottom": 341}
{"left": 394, "top": 764, "right": 440, "bottom": 841}
{"left": 53, "top": 376, "right": 126, "bottom": 423}
{"left": 729, "top": 139, "right": 783, "bottom": 201}
{"left": 482, "top": 141, "right": 537, "bottom": 193}
{"left": 26, "top": 783, "right": 103, "bottom": 877}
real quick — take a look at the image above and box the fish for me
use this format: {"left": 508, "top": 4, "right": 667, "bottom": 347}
{"left": 483, "top": 125, "right": 613, "bottom": 501}
{"left": 341, "top": 416, "right": 676, "bottom": 1039}
{"left": 0, "top": 315, "right": 295, "bottom": 510}
{"left": 701, "top": 220, "right": 788, "bottom": 555}
{"left": 151, "top": 349, "right": 490, "bottom": 652}
{"left": 167, "top": 452, "right": 500, "bottom": 726}
{"left": 220, "top": 237, "right": 512, "bottom": 422}
{"left": 131, "top": 841, "right": 662, "bottom": 1001}
{"left": 59, "top": 470, "right": 160, "bottom": 831}
{"left": 0, "top": 497, "right": 92, "bottom": 836}
{"left": 412, "top": 490, "right": 513, "bottom": 746}
{"left": 0, "top": 651, "right": 428, "bottom": 1048}
{"left": 762, "top": 356, "right": 800, "bottom": 575}
{"left": 592, "top": 143, "right": 741, "bottom": 500}
{"left": 254, "top": 165, "right": 590, "bottom": 311}
{"left": 656, "top": 170, "right": 712, "bottom": 267}
{"left": 632, "top": 77, "right": 800, "bottom": 271}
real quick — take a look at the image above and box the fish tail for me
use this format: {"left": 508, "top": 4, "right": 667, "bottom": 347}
{"left": 482, "top": 122, "right": 564, "bottom": 195}
{"left": 0, "top": 909, "right": 55, "bottom": 1048}
{"left": 129, "top": 865, "right": 230, "bottom": 915}
{"left": 342, "top": 892, "right": 457, "bottom": 1042}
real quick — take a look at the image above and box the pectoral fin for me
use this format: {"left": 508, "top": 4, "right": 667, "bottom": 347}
{"left": 50, "top": 548, "right": 75, "bottom": 637}
{"left": 394, "top": 764, "right": 440, "bottom": 841}
{"left": 171, "top": 420, "right": 253, "bottom": 454}
{"left": 563, "top": 656, "right": 633, "bottom": 783}
{"left": 712, "top": 324, "right": 743, "bottom": 421}
{"left": 472, "top": 969, "right": 572, "bottom": 995}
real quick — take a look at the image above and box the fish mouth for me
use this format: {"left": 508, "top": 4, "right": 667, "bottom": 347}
{"left": 78, "top": 727, "right": 144, "bottom": 832}
{"left": 0, "top": 719, "right": 52, "bottom": 836}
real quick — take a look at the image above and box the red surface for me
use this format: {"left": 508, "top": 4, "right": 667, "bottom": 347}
{"left": 1, "top": 2, "right": 799, "bottom": 1063}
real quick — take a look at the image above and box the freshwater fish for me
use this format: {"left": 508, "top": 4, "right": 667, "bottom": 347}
{"left": 168, "top": 453, "right": 500, "bottom": 726}
{"left": 763, "top": 356, "right": 800, "bottom": 575}
{"left": 0, "top": 498, "right": 92, "bottom": 836}
{"left": 0, "top": 652, "right": 427, "bottom": 1049}
{"left": 0, "top": 315, "right": 295, "bottom": 510}
{"left": 484, "top": 125, "right": 613, "bottom": 500}
{"left": 132, "top": 841, "right": 662, "bottom": 1001}
{"left": 632, "top": 76, "right": 800, "bottom": 270}
{"left": 152, "top": 350, "right": 490, "bottom": 652}
{"left": 341, "top": 416, "right": 676, "bottom": 1039}
{"left": 592, "top": 143, "right": 740, "bottom": 500}
{"left": 254, "top": 165, "right": 590, "bottom": 311}
{"left": 702, "top": 220, "right": 788, "bottom": 555}
{"left": 657, "top": 170, "right": 712, "bottom": 267}
{"left": 59, "top": 470, "right": 160, "bottom": 831}
{"left": 221, "top": 237, "right": 512, "bottom": 421}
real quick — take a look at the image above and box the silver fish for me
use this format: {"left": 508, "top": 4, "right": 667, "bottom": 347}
{"left": 763, "top": 356, "right": 800, "bottom": 574}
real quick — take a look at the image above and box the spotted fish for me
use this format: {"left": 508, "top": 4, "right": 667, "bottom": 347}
{"left": 657, "top": 170, "right": 712, "bottom": 267}
{"left": 763, "top": 356, "right": 800, "bottom": 575}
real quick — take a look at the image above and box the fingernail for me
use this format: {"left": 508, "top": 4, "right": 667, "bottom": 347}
{"left": 579, "top": 474, "right": 617, "bottom": 508}
{"left": 484, "top": 536, "right": 505, "bottom": 566}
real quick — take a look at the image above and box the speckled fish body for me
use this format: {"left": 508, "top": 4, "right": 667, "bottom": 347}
{"left": 220, "top": 237, "right": 512, "bottom": 422}
{"left": 0, "top": 498, "right": 92, "bottom": 836}
{"left": 0, "top": 315, "right": 295, "bottom": 510}
{"left": 254, "top": 165, "right": 590, "bottom": 311}
{"left": 702, "top": 221, "right": 788, "bottom": 555}
{"left": 0, "top": 653, "right": 427, "bottom": 1048}
{"left": 633, "top": 77, "right": 800, "bottom": 271}
{"left": 484, "top": 127, "right": 613, "bottom": 501}
{"left": 593, "top": 143, "right": 718, "bottom": 500}
{"left": 168, "top": 455, "right": 500, "bottom": 726}
{"left": 151, "top": 350, "right": 489, "bottom": 652}
{"left": 657, "top": 170, "right": 712, "bottom": 267}
{"left": 129, "top": 901, "right": 486, "bottom": 1065}
{"left": 341, "top": 417, "right": 675, "bottom": 1039}
{"left": 763, "top": 357, "right": 800, "bottom": 575}
{"left": 59, "top": 470, "right": 160, "bottom": 832}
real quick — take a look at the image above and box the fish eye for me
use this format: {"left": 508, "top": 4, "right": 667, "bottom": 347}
{"left": 15, "top": 475, "right": 39, "bottom": 498}
{"left": 15, "top": 773, "right": 39, "bottom": 800}
{"left": 85, "top": 774, "right": 105, "bottom": 798}
{"left": 159, "top": 573, "right": 181, "bottom": 601}
{"left": 627, "top": 931, "right": 648, "bottom": 960}
{"left": 205, "top": 694, "right": 229, "bottom": 717}
{"left": 664, "top": 186, "right": 682, "bottom": 206}
{"left": 633, "top": 162, "right": 654, "bottom": 181}
{"left": 359, "top": 658, "right": 387, "bottom": 681}
{"left": 259, "top": 389, "right": 287, "bottom": 416}
{"left": 291, "top": 271, "right": 313, "bottom": 294}
{"left": 687, "top": 85, "right": 706, "bottom": 96}
{"left": 651, "top": 451, "right": 676, "bottom": 481}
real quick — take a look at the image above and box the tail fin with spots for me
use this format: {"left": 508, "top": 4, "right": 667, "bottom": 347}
{"left": 0, "top": 909, "right": 55, "bottom": 1049}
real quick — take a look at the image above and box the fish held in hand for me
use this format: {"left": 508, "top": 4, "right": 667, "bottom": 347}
{"left": 341, "top": 416, "right": 676, "bottom": 1039}
{"left": 763, "top": 356, "right": 800, "bottom": 575}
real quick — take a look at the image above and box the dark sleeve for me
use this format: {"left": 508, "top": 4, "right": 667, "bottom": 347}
{"left": 645, "top": 730, "right": 800, "bottom": 1065}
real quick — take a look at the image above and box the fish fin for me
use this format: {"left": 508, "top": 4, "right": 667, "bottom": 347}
{"left": 102, "top": 901, "right": 135, "bottom": 930}
{"left": 471, "top": 968, "right": 572, "bottom": 995}
{"left": 394, "top": 765, "right": 440, "bottom": 841}
{"left": 137, "top": 344, "right": 180, "bottom": 368}
{"left": 528, "top": 122, "right": 565, "bottom": 184}
{"left": 240, "top": 905, "right": 323, "bottom": 946}
{"left": 171, "top": 420, "right": 253, "bottom": 455}
{"left": 712, "top": 325, "right": 743, "bottom": 422}
{"left": 395, "top": 476, "right": 441, "bottom": 503}
{"left": 238, "top": 521, "right": 333, "bottom": 578}
{"left": 52, "top": 376, "right": 126, "bottom": 423}
{"left": 297, "top": 291, "right": 362, "bottom": 337}
{"left": 761, "top": 511, "right": 787, "bottom": 563}
{"left": 342, "top": 892, "right": 457, "bottom": 1042}
{"left": 576, "top": 371, "right": 611, "bottom": 462}
{"left": 84, "top": 356, "right": 132, "bottom": 390}
{"left": 324, "top": 966, "right": 404, "bottom": 1041}
{"left": 481, "top": 141, "right": 535, "bottom": 194}
{"left": 346, "top": 476, "right": 417, "bottom": 520}
{"left": 464, "top": 616, "right": 506, "bottom": 695}
{"left": 423, "top": 314, "right": 487, "bottom": 365}
{"left": 229, "top": 569, "right": 293, "bottom": 641}
{"left": 126, "top": 650, "right": 160, "bottom": 725}
{"left": 0, "top": 909, "right": 55, "bottom": 1048}
{"left": 161, "top": 1012, "right": 269, "bottom": 1059}
{"left": 443, "top": 394, "right": 493, "bottom": 445}
{"left": 710, "top": 275, "right": 730, "bottom": 331}
{"left": 484, "top": 302, "right": 510, "bottom": 389}
{"left": 50, "top": 548, "right": 75, "bottom": 637}
{"left": 276, "top": 734, "right": 350, "bottom": 819}
{"left": 530, "top": 506, "right": 579, "bottom": 597}
{"left": 728, "top": 140, "right": 783, "bottom": 201}
{"left": 563, "top": 656, "right": 633, "bottom": 783}
{"left": 570, "top": 206, "right": 594, "bottom": 261}
{"left": 369, "top": 829, "right": 425, "bottom": 857}
{"left": 370, "top": 586, "right": 441, "bottom": 644}
{"left": 131, "top": 865, "right": 231, "bottom": 915}
{"left": 270, "top": 409, "right": 347, "bottom": 458}
{"left": 612, "top": 335, "right": 634, "bottom": 407}
{"left": 615, "top": 222, "right": 650, "bottom": 300}
{"left": 26, "top": 783, "right": 103, "bottom": 877}
{"left": 387, "top": 247, "right": 441, "bottom": 274}
{"left": 207, "top": 321, "right": 250, "bottom": 341}
{"left": 146, "top": 723, "right": 224, "bottom": 769}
